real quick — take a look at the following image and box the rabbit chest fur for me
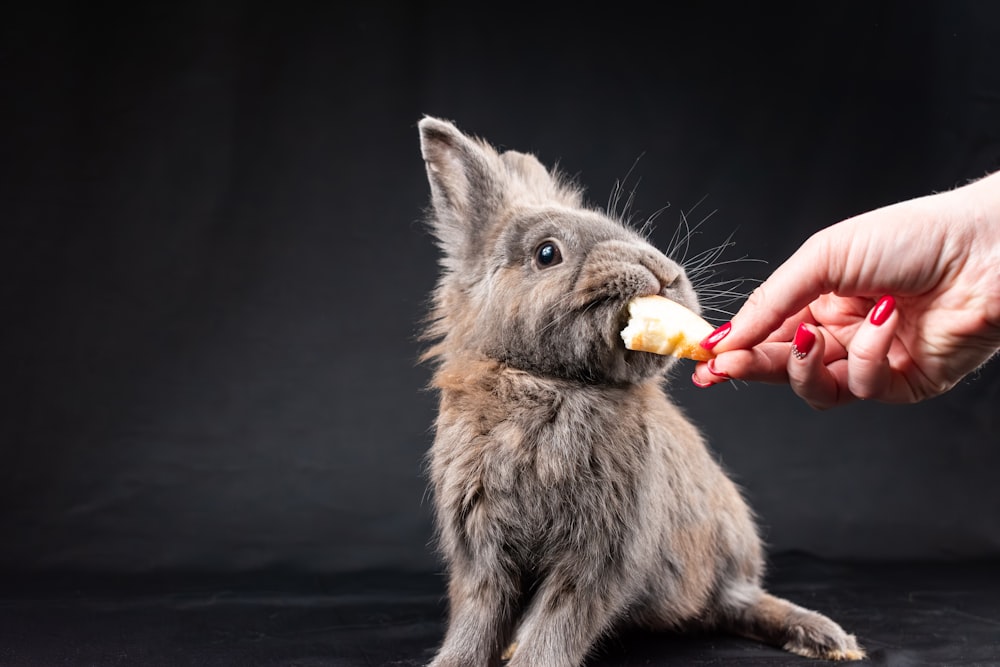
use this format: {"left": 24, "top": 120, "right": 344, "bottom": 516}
{"left": 417, "top": 117, "right": 863, "bottom": 667}
{"left": 432, "top": 362, "right": 754, "bottom": 626}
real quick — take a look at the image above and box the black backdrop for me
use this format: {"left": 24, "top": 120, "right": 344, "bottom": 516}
{"left": 3, "top": 2, "right": 999, "bottom": 578}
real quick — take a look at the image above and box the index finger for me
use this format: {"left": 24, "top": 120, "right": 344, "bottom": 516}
{"left": 712, "top": 232, "right": 839, "bottom": 353}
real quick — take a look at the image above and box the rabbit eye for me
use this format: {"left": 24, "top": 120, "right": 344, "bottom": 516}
{"left": 534, "top": 240, "right": 563, "bottom": 269}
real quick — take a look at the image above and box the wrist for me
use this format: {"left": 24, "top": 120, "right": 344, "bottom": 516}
{"left": 964, "top": 171, "right": 1000, "bottom": 338}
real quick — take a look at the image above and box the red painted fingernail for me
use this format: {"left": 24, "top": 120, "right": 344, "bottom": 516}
{"left": 707, "top": 359, "right": 730, "bottom": 378}
{"left": 700, "top": 321, "right": 732, "bottom": 351}
{"left": 791, "top": 323, "right": 815, "bottom": 360}
{"left": 870, "top": 295, "right": 895, "bottom": 326}
{"left": 691, "top": 373, "right": 713, "bottom": 388}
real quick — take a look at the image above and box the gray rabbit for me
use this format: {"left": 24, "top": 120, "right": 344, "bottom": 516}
{"left": 417, "top": 116, "right": 864, "bottom": 667}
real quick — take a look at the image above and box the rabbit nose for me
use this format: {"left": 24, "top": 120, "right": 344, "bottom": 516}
{"left": 638, "top": 247, "right": 681, "bottom": 293}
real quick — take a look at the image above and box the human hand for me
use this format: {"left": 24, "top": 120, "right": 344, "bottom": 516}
{"left": 691, "top": 171, "right": 1000, "bottom": 409}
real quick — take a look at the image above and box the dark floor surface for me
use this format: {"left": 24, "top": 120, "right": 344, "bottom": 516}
{"left": 1, "top": 553, "right": 998, "bottom": 666}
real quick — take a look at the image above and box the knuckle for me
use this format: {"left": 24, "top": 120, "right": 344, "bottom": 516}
{"left": 847, "top": 369, "right": 884, "bottom": 401}
{"left": 744, "top": 284, "right": 770, "bottom": 310}
{"left": 850, "top": 383, "right": 878, "bottom": 401}
{"left": 848, "top": 341, "right": 881, "bottom": 364}
{"left": 788, "top": 372, "right": 828, "bottom": 410}
{"left": 807, "top": 398, "right": 832, "bottom": 411}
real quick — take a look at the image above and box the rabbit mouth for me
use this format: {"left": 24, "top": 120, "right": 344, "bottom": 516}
{"left": 614, "top": 284, "right": 673, "bottom": 328}
{"left": 614, "top": 307, "right": 632, "bottom": 343}
{"left": 613, "top": 292, "right": 657, "bottom": 351}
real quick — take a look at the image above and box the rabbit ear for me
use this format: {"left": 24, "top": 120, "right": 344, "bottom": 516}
{"left": 501, "top": 150, "right": 582, "bottom": 208}
{"left": 500, "top": 150, "right": 550, "bottom": 184}
{"left": 419, "top": 117, "right": 504, "bottom": 258}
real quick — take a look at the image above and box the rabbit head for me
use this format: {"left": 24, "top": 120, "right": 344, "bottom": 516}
{"left": 419, "top": 117, "right": 699, "bottom": 385}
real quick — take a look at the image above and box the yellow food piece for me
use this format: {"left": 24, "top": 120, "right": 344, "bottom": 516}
{"left": 620, "top": 295, "right": 715, "bottom": 361}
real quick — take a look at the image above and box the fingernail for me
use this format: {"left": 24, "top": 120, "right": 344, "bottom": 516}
{"left": 791, "top": 323, "right": 815, "bottom": 360}
{"left": 707, "top": 359, "right": 730, "bottom": 378}
{"left": 870, "top": 295, "right": 895, "bottom": 326}
{"left": 700, "top": 321, "right": 732, "bottom": 351}
{"left": 691, "top": 373, "right": 713, "bottom": 388}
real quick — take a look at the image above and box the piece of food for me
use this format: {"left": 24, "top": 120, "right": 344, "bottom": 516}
{"left": 620, "top": 295, "right": 715, "bottom": 361}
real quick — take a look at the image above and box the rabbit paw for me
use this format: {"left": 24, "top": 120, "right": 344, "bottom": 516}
{"left": 501, "top": 641, "right": 518, "bottom": 661}
{"left": 781, "top": 609, "right": 866, "bottom": 661}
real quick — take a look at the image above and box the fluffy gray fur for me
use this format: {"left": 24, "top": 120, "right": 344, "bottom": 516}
{"left": 418, "top": 117, "right": 863, "bottom": 667}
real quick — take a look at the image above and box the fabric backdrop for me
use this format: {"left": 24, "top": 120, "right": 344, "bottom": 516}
{"left": 2, "top": 2, "right": 999, "bottom": 575}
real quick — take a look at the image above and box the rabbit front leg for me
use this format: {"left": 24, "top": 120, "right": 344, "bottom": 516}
{"left": 505, "top": 568, "right": 628, "bottom": 667}
{"left": 430, "top": 559, "right": 518, "bottom": 667}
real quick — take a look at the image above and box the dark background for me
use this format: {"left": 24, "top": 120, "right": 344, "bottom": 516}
{"left": 2, "top": 1, "right": 999, "bottom": 582}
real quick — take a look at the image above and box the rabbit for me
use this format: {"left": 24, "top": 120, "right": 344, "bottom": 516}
{"left": 416, "top": 116, "right": 864, "bottom": 667}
